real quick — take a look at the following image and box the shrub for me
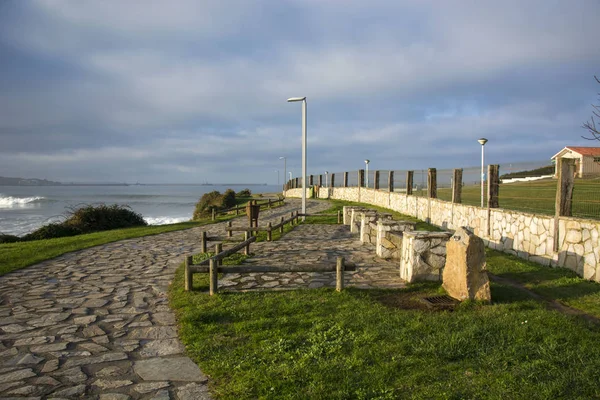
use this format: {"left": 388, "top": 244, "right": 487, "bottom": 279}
{"left": 236, "top": 188, "right": 252, "bottom": 198}
{"left": 0, "top": 234, "right": 21, "bottom": 244}
{"left": 64, "top": 204, "right": 147, "bottom": 232}
{"left": 222, "top": 189, "right": 236, "bottom": 208}
{"left": 193, "top": 191, "right": 224, "bottom": 220}
{"left": 22, "top": 223, "right": 82, "bottom": 241}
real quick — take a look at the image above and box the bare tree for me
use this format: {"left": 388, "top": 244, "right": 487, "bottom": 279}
{"left": 582, "top": 75, "right": 600, "bottom": 141}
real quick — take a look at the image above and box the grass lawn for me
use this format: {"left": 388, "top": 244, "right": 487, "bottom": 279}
{"left": 433, "top": 178, "right": 600, "bottom": 219}
{"left": 170, "top": 262, "right": 600, "bottom": 399}
{"left": 169, "top": 200, "right": 600, "bottom": 399}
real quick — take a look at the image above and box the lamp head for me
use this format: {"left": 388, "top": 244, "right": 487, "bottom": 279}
{"left": 364, "top": 159, "right": 370, "bottom": 164}
{"left": 477, "top": 138, "right": 488, "bottom": 146}
{"left": 287, "top": 97, "right": 306, "bottom": 102}
{"left": 325, "top": 171, "right": 328, "bottom": 174}
{"left": 279, "top": 156, "right": 285, "bottom": 160}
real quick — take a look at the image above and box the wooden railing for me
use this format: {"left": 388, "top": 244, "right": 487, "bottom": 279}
{"left": 186, "top": 256, "right": 355, "bottom": 295}
{"left": 224, "top": 211, "right": 300, "bottom": 240}
{"left": 211, "top": 197, "right": 285, "bottom": 220}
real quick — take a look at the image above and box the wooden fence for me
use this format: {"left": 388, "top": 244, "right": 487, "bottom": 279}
{"left": 186, "top": 256, "right": 355, "bottom": 295}
{"left": 211, "top": 197, "right": 285, "bottom": 220}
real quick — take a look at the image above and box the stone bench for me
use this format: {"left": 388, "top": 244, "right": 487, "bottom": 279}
{"left": 349, "top": 207, "right": 373, "bottom": 233}
{"left": 376, "top": 220, "right": 417, "bottom": 259}
{"left": 343, "top": 206, "right": 370, "bottom": 230}
{"left": 360, "top": 211, "right": 393, "bottom": 244}
{"left": 400, "top": 231, "right": 452, "bottom": 283}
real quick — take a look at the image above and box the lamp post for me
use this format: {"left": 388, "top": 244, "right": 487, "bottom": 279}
{"left": 289, "top": 171, "right": 293, "bottom": 180}
{"left": 287, "top": 97, "right": 307, "bottom": 221}
{"left": 279, "top": 156, "right": 286, "bottom": 190}
{"left": 478, "top": 138, "right": 488, "bottom": 208}
{"left": 325, "top": 171, "right": 328, "bottom": 187}
{"left": 364, "top": 159, "right": 370, "bottom": 188}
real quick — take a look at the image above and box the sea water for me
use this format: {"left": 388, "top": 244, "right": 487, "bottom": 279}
{"left": 0, "top": 185, "right": 280, "bottom": 237}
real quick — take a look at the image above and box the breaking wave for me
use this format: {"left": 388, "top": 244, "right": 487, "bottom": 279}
{"left": 144, "top": 216, "right": 189, "bottom": 225}
{"left": 0, "top": 195, "right": 46, "bottom": 208}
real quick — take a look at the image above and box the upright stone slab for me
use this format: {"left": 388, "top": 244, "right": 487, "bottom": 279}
{"left": 350, "top": 208, "right": 370, "bottom": 233}
{"left": 442, "top": 227, "right": 491, "bottom": 302}
{"left": 360, "top": 212, "right": 392, "bottom": 244}
{"left": 376, "top": 220, "right": 417, "bottom": 259}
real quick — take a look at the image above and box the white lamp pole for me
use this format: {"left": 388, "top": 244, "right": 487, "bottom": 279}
{"left": 279, "top": 156, "right": 286, "bottom": 189}
{"left": 287, "top": 97, "right": 307, "bottom": 221}
{"left": 478, "top": 138, "right": 488, "bottom": 208}
{"left": 289, "top": 171, "right": 293, "bottom": 180}
{"left": 364, "top": 159, "right": 370, "bottom": 188}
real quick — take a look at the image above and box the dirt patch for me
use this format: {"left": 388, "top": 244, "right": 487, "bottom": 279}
{"left": 373, "top": 292, "right": 439, "bottom": 311}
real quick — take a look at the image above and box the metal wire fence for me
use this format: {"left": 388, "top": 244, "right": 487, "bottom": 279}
{"left": 289, "top": 160, "right": 599, "bottom": 220}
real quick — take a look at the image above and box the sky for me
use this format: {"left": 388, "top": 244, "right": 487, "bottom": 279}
{"left": 0, "top": 0, "right": 599, "bottom": 184}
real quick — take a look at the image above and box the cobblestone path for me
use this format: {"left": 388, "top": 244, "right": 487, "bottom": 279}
{"left": 0, "top": 198, "right": 404, "bottom": 399}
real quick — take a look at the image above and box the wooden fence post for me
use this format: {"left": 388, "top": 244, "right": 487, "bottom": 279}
{"left": 290, "top": 211, "right": 295, "bottom": 226}
{"left": 211, "top": 208, "right": 215, "bottom": 221}
{"left": 209, "top": 259, "right": 217, "bottom": 296}
{"left": 267, "top": 222, "right": 272, "bottom": 241}
{"left": 330, "top": 173, "right": 335, "bottom": 188}
{"left": 337, "top": 210, "right": 341, "bottom": 224}
{"left": 318, "top": 174, "right": 323, "bottom": 186}
{"left": 244, "top": 231, "right": 250, "bottom": 255}
{"left": 215, "top": 243, "right": 222, "bottom": 266}
{"left": 374, "top": 170, "right": 380, "bottom": 190}
{"left": 184, "top": 255, "right": 193, "bottom": 291}
{"left": 487, "top": 165, "right": 499, "bottom": 208}
{"left": 554, "top": 158, "right": 576, "bottom": 251}
{"left": 201, "top": 231, "right": 207, "bottom": 253}
{"left": 452, "top": 168, "right": 463, "bottom": 204}
{"left": 344, "top": 172, "right": 348, "bottom": 187}
{"left": 388, "top": 171, "right": 394, "bottom": 192}
{"left": 427, "top": 168, "right": 437, "bottom": 199}
{"left": 227, "top": 221, "right": 232, "bottom": 238}
{"left": 280, "top": 217, "right": 284, "bottom": 233}
{"left": 336, "top": 257, "right": 345, "bottom": 292}
{"left": 406, "top": 171, "right": 414, "bottom": 195}
{"left": 359, "top": 169, "right": 365, "bottom": 187}
{"left": 309, "top": 175, "right": 313, "bottom": 186}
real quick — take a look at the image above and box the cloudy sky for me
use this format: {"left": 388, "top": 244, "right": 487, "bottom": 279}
{"left": 1, "top": 0, "right": 599, "bottom": 184}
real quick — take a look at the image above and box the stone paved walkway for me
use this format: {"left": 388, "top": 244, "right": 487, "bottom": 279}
{"left": 0, "top": 199, "right": 404, "bottom": 399}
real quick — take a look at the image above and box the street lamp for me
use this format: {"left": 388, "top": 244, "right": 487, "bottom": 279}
{"left": 478, "top": 138, "right": 488, "bottom": 208}
{"left": 289, "top": 171, "right": 293, "bottom": 180}
{"left": 287, "top": 96, "right": 307, "bottom": 221}
{"left": 325, "top": 171, "right": 328, "bottom": 187}
{"left": 279, "top": 156, "right": 286, "bottom": 190}
{"left": 364, "top": 159, "right": 370, "bottom": 188}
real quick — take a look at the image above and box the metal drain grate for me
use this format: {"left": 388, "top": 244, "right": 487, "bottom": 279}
{"left": 420, "top": 295, "right": 458, "bottom": 309}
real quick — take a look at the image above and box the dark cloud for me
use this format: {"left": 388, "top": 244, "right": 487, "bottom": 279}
{"left": 0, "top": 0, "right": 598, "bottom": 184}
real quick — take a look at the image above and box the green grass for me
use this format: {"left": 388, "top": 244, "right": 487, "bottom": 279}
{"left": 170, "top": 265, "right": 600, "bottom": 399}
{"left": 0, "top": 214, "right": 240, "bottom": 276}
{"left": 436, "top": 178, "right": 600, "bottom": 219}
{"left": 486, "top": 249, "right": 600, "bottom": 318}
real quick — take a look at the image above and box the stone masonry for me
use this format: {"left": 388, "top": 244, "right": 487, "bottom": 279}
{"left": 376, "top": 220, "right": 416, "bottom": 259}
{"left": 400, "top": 231, "right": 452, "bottom": 282}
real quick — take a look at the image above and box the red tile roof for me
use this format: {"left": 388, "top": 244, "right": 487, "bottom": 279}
{"left": 565, "top": 146, "right": 600, "bottom": 156}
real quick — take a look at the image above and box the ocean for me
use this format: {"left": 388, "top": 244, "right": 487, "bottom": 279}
{"left": 0, "top": 184, "right": 281, "bottom": 237}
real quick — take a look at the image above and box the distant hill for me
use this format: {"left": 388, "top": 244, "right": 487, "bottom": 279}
{"left": 0, "top": 176, "right": 62, "bottom": 186}
{"left": 500, "top": 165, "right": 554, "bottom": 179}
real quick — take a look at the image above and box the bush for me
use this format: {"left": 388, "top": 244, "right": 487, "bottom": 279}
{"left": 22, "top": 223, "right": 82, "bottom": 241}
{"left": 222, "top": 189, "right": 236, "bottom": 208}
{"left": 236, "top": 188, "right": 252, "bottom": 198}
{"left": 193, "top": 191, "right": 224, "bottom": 220}
{"left": 20, "top": 204, "right": 147, "bottom": 241}
{"left": 0, "top": 234, "right": 21, "bottom": 244}
{"left": 64, "top": 204, "right": 147, "bottom": 232}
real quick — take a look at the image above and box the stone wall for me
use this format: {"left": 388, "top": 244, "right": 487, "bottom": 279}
{"left": 284, "top": 187, "right": 600, "bottom": 281}
{"left": 376, "top": 220, "right": 416, "bottom": 259}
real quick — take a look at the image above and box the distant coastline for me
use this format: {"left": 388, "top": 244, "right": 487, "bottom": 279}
{"left": 0, "top": 176, "right": 267, "bottom": 187}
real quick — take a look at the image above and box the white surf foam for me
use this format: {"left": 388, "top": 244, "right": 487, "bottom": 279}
{"left": 0, "top": 194, "right": 46, "bottom": 208}
{"left": 144, "top": 216, "right": 189, "bottom": 225}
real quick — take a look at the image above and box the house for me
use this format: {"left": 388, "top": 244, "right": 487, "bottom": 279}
{"left": 551, "top": 146, "right": 600, "bottom": 178}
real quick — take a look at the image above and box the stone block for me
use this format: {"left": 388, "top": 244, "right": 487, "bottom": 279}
{"left": 400, "top": 231, "right": 452, "bottom": 282}
{"left": 442, "top": 227, "right": 491, "bottom": 302}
